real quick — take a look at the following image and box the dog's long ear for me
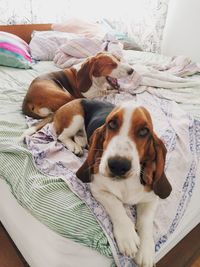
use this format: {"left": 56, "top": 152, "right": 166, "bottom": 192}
{"left": 141, "top": 133, "right": 172, "bottom": 199}
{"left": 152, "top": 134, "right": 172, "bottom": 199}
{"left": 76, "top": 160, "right": 91, "bottom": 183}
{"left": 76, "top": 125, "right": 105, "bottom": 183}
{"left": 77, "top": 57, "right": 95, "bottom": 93}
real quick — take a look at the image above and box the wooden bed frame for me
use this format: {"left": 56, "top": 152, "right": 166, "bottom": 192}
{"left": 0, "top": 23, "right": 199, "bottom": 267}
{"left": 0, "top": 24, "right": 52, "bottom": 43}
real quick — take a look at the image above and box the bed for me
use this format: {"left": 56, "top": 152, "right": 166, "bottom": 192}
{"left": 0, "top": 22, "right": 200, "bottom": 267}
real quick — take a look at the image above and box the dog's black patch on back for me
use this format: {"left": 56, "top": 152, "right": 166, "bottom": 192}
{"left": 48, "top": 71, "right": 82, "bottom": 98}
{"left": 81, "top": 99, "right": 115, "bottom": 139}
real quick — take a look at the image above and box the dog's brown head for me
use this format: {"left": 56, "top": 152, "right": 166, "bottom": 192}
{"left": 76, "top": 102, "right": 172, "bottom": 199}
{"left": 77, "top": 52, "right": 134, "bottom": 93}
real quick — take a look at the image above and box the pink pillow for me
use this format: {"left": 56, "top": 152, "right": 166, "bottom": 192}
{"left": 52, "top": 18, "right": 105, "bottom": 39}
{"left": 0, "top": 31, "right": 32, "bottom": 68}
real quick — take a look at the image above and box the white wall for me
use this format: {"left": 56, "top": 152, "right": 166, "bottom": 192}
{"left": 161, "top": 0, "right": 200, "bottom": 62}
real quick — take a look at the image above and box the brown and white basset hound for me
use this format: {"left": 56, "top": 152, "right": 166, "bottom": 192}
{"left": 22, "top": 52, "right": 134, "bottom": 120}
{"left": 77, "top": 100, "right": 172, "bottom": 267}
{"left": 23, "top": 97, "right": 172, "bottom": 267}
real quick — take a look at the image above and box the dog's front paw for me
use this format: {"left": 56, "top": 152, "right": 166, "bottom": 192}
{"left": 135, "top": 238, "right": 155, "bottom": 267}
{"left": 63, "top": 139, "right": 83, "bottom": 156}
{"left": 114, "top": 221, "right": 140, "bottom": 258}
{"left": 74, "top": 135, "right": 88, "bottom": 148}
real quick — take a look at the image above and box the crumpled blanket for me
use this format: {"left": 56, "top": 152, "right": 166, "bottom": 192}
{"left": 120, "top": 54, "right": 200, "bottom": 95}
{"left": 132, "top": 57, "right": 200, "bottom": 90}
{"left": 54, "top": 34, "right": 124, "bottom": 69}
{"left": 54, "top": 36, "right": 200, "bottom": 95}
{"left": 115, "top": 55, "right": 200, "bottom": 100}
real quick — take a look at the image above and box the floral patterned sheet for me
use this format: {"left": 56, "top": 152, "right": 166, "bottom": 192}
{"left": 25, "top": 86, "right": 200, "bottom": 266}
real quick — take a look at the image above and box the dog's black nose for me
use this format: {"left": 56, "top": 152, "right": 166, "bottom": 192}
{"left": 108, "top": 156, "right": 131, "bottom": 176}
{"left": 127, "top": 68, "right": 134, "bottom": 75}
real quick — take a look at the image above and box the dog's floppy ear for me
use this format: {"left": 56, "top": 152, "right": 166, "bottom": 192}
{"left": 76, "top": 160, "right": 91, "bottom": 183}
{"left": 76, "top": 125, "right": 105, "bottom": 183}
{"left": 152, "top": 134, "right": 172, "bottom": 199}
{"left": 141, "top": 133, "right": 172, "bottom": 199}
{"left": 77, "top": 57, "right": 95, "bottom": 93}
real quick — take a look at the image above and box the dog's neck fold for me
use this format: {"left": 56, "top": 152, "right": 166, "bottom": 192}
{"left": 82, "top": 76, "right": 108, "bottom": 98}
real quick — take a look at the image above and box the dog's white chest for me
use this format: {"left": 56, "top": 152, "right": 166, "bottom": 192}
{"left": 91, "top": 174, "right": 154, "bottom": 205}
{"left": 82, "top": 77, "right": 106, "bottom": 98}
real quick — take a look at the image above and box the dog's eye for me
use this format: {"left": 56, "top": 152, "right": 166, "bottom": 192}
{"left": 138, "top": 127, "right": 149, "bottom": 137}
{"left": 107, "top": 120, "right": 118, "bottom": 130}
{"left": 108, "top": 62, "right": 117, "bottom": 68}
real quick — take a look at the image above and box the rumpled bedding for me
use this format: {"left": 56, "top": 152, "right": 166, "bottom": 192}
{"left": 25, "top": 53, "right": 200, "bottom": 267}
{"left": 54, "top": 34, "right": 123, "bottom": 69}
{"left": 123, "top": 50, "right": 200, "bottom": 120}
{"left": 52, "top": 18, "right": 142, "bottom": 69}
{"left": 54, "top": 38, "right": 200, "bottom": 97}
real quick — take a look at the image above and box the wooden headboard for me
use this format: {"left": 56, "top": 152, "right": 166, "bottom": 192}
{"left": 0, "top": 24, "right": 52, "bottom": 43}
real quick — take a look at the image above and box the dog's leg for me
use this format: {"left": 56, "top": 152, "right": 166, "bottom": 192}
{"left": 58, "top": 115, "right": 85, "bottom": 156}
{"left": 135, "top": 197, "right": 158, "bottom": 267}
{"left": 20, "top": 114, "right": 54, "bottom": 141}
{"left": 74, "top": 127, "right": 88, "bottom": 149}
{"left": 90, "top": 185, "right": 140, "bottom": 258}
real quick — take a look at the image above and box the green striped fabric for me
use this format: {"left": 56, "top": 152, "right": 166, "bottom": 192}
{"left": 0, "top": 63, "right": 113, "bottom": 263}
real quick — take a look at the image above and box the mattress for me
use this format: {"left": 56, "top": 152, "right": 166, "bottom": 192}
{"left": 0, "top": 53, "right": 200, "bottom": 267}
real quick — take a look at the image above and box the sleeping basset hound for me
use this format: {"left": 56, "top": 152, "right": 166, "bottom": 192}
{"left": 23, "top": 97, "right": 172, "bottom": 267}
{"left": 22, "top": 52, "right": 134, "bottom": 120}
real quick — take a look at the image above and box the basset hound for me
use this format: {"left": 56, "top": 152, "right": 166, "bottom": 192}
{"left": 22, "top": 52, "right": 134, "bottom": 120}
{"left": 61, "top": 99, "right": 171, "bottom": 267}
{"left": 23, "top": 97, "right": 172, "bottom": 267}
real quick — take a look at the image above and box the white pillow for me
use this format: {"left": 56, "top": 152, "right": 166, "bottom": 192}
{"left": 29, "top": 30, "right": 81, "bottom": 61}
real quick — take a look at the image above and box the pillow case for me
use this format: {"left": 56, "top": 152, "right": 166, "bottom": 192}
{"left": 52, "top": 18, "right": 143, "bottom": 51}
{"left": 52, "top": 18, "right": 105, "bottom": 39}
{"left": 29, "top": 30, "right": 81, "bottom": 61}
{"left": 0, "top": 31, "right": 32, "bottom": 69}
